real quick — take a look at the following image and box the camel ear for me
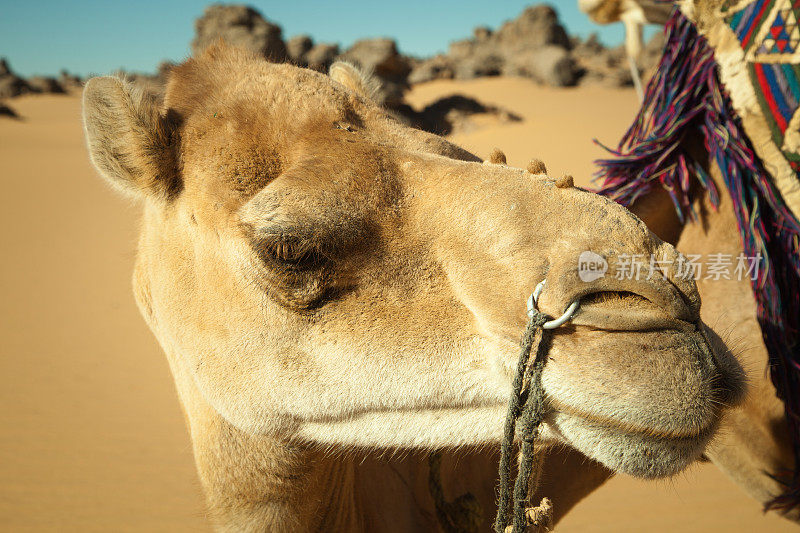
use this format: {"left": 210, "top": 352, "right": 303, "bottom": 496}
{"left": 82, "top": 76, "right": 181, "bottom": 199}
{"left": 329, "top": 61, "right": 381, "bottom": 104}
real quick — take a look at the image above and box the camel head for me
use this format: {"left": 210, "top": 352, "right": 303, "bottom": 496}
{"left": 81, "top": 44, "right": 743, "bottom": 480}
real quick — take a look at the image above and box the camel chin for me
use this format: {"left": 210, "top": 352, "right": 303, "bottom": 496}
{"left": 550, "top": 409, "right": 716, "bottom": 479}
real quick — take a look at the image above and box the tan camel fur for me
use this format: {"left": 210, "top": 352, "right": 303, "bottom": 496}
{"left": 82, "top": 45, "right": 744, "bottom": 531}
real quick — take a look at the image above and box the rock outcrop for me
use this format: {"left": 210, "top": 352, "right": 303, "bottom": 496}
{"left": 408, "top": 4, "right": 665, "bottom": 88}
{"left": 2, "top": 1, "right": 670, "bottom": 135}
{"left": 409, "top": 5, "right": 579, "bottom": 87}
{"left": 305, "top": 43, "right": 339, "bottom": 72}
{"left": 286, "top": 34, "right": 313, "bottom": 65}
{"left": 26, "top": 76, "right": 65, "bottom": 94}
{"left": 0, "top": 58, "right": 70, "bottom": 98}
{"left": 192, "top": 4, "right": 287, "bottom": 61}
{"left": 502, "top": 45, "right": 577, "bottom": 86}
{"left": 58, "top": 70, "right": 83, "bottom": 90}
{"left": 0, "top": 59, "right": 32, "bottom": 98}
{"left": 493, "top": 5, "right": 571, "bottom": 51}
{"left": 572, "top": 31, "right": 664, "bottom": 88}
{"left": 285, "top": 34, "right": 338, "bottom": 71}
{"left": 407, "top": 55, "right": 454, "bottom": 84}
{"left": 186, "top": 3, "right": 665, "bottom": 94}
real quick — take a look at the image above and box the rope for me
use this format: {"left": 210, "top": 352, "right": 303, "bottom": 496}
{"left": 494, "top": 310, "right": 553, "bottom": 533}
{"left": 428, "top": 297, "right": 558, "bottom": 533}
{"left": 427, "top": 452, "right": 483, "bottom": 533}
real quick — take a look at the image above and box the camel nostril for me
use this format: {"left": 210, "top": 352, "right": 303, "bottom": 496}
{"left": 565, "top": 284, "right": 694, "bottom": 332}
{"left": 580, "top": 290, "right": 651, "bottom": 309}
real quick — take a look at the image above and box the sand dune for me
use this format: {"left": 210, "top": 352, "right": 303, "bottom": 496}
{"left": 0, "top": 81, "right": 793, "bottom": 531}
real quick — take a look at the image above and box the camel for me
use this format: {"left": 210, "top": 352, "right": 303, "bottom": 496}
{"left": 531, "top": 1, "right": 800, "bottom": 524}
{"left": 81, "top": 44, "right": 745, "bottom": 531}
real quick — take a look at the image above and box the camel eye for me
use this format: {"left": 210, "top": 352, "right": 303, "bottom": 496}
{"left": 261, "top": 237, "right": 322, "bottom": 270}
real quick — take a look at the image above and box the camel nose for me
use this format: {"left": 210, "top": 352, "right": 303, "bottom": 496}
{"left": 536, "top": 242, "right": 702, "bottom": 331}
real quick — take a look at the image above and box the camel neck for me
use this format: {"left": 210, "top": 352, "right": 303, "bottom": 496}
{"left": 680, "top": 170, "right": 744, "bottom": 258}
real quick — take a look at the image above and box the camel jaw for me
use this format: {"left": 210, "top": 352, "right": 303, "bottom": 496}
{"left": 535, "top": 323, "right": 742, "bottom": 479}
{"left": 546, "top": 408, "right": 717, "bottom": 479}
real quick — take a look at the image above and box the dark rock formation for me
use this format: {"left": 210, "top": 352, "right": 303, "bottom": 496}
{"left": 572, "top": 31, "right": 664, "bottom": 88}
{"left": 493, "top": 5, "right": 571, "bottom": 52}
{"left": 306, "top": 43, "right": 339, "bottom": 72}
{"left": 408, "top": 4, "right": 578, "bottom": 87}
{"left": 27, "top": 76, "right": 65, "bottom": 94}
{"left": 286, "top": 34, "right": 313, "bottom": 65}
{"left": 192, "top": 4, "right": 287, "bottom": 61}
{"left": 407, "top": 55, "right": 454, "bottom": 84}
{"left": 58, "top": 70, "right": 83, "bottom": 90}
{"left": 0, "top": 59, "right": 32, "bottom": 98}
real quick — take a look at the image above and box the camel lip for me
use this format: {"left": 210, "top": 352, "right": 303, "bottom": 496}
{"left": 567, "top": 305, "right": 698, "bottom": 334}
{"left": 546, "top": 396, "right": 717, "bottom": 441}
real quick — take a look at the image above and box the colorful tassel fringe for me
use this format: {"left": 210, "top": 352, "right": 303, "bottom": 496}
{"left": 595, "top": 8, "right": 800, "bottom": 510}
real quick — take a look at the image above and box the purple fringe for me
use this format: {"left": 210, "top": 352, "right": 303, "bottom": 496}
{"left": 595, "top": 9, "right": 800, "bottom": 510}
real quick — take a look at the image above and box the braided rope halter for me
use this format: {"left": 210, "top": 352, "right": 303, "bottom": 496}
{"left": 494, "top": 280, "right": 579, "bottom": 533}
{"left": 428, "top": 280, "right": 580, "bottom": 533}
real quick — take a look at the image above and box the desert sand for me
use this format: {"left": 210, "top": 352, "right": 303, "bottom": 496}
{"left": 0, "top": 79, "right": 794, "bottom": 532}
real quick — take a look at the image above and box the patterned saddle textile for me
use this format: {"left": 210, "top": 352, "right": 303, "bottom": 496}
{"left": 699, "top": 0, "right": 800, "bottom": 216}
{"left": 595, "top": 0, "right": 800, "bottom": 508}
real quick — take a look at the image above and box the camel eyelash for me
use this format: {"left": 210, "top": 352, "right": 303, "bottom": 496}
{"left": 259, "top": 235, "right": 324, "bottom": 270}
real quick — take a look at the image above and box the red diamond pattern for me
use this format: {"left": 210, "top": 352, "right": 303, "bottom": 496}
{"left": 758, "top": 3, "right": 800, "bottom": 55}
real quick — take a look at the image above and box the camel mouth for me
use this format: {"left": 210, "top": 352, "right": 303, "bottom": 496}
{"left": 547, "top": 406, "right": 718, "bottom": 479}
{"left": 569, "top": 291, "right": 698, "bottom": 333}
{"left": 547, "top": 397, "right": 716, "bottom": 440}
{"left": 536, "top": 324, "right": 739, "bottom": 478}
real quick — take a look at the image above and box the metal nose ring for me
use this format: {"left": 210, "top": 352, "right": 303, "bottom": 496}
{"left": 527, "top": 280, "right": 580, "bottom": 329}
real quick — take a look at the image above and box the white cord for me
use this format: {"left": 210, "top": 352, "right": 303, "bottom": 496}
{"left": 628, "top": 53, "right": 645, "bottom": 103}
{"left": 526, "top": 280, "right": 580, "bottom": 329}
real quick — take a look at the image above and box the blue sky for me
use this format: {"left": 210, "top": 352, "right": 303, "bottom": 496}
{"left": 0, "top": 1, "right": 642, "bottom": 77}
